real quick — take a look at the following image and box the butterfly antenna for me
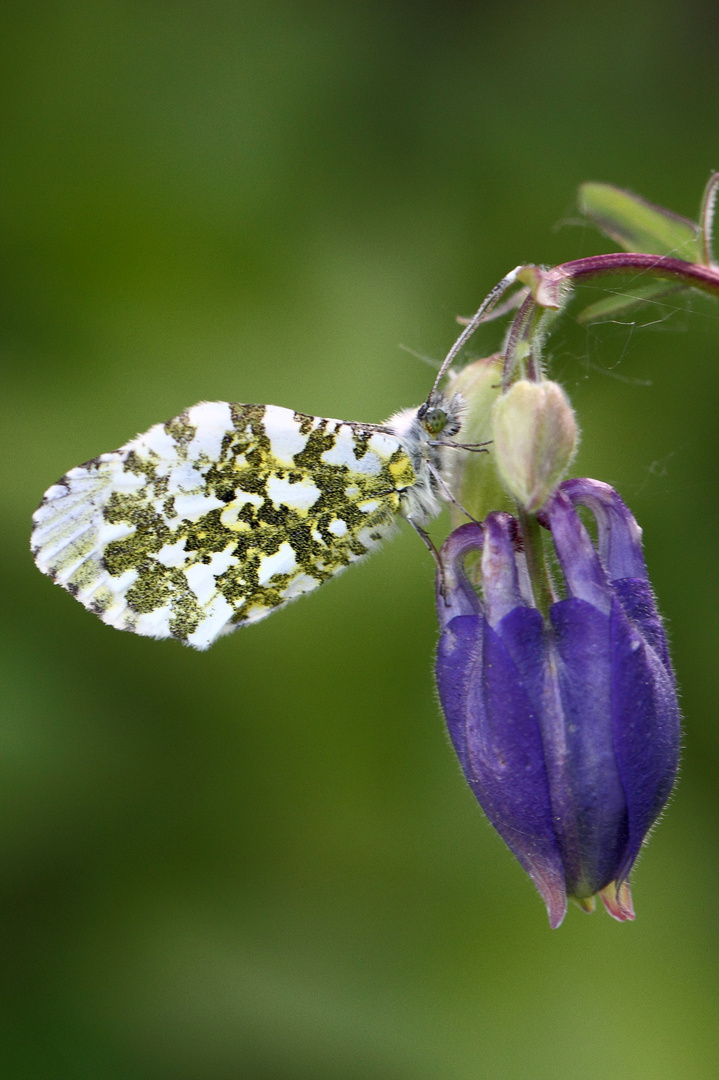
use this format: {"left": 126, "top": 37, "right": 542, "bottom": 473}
{"left": 429, "top": 266, "right": 523, "bottom": 398}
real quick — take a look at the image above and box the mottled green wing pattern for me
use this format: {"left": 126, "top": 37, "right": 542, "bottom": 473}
{"left": 31, "top": 401, "right": 417, "bottom": 649}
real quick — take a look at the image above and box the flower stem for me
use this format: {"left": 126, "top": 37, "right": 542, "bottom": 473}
{"left": 535, "top": 252, "right": 719, "bottom": 309}
{"left": 517, "top": 507, "right": 555, "bottom": 619}
{"left": 502, "top": 294, "right": 546, "bottom": 387}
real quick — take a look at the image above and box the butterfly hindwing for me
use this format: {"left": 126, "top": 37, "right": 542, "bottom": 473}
{"left": 31, "top": 401, "right": 419, "bottom": 649}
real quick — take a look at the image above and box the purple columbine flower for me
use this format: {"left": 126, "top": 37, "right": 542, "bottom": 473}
{"left": 435, "top": 478, "right": 680, "bottom": 927}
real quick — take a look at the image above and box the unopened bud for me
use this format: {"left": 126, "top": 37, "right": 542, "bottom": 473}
{"left": 447, "top": 355, "right": 507, "bottom": 524}
{"left": 491, "top": 379, "right": 578, "bottom": 512}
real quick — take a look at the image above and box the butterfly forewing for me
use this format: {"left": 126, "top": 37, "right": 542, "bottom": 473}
{"left": 32, "top": 401, "right": 418, "bottom": 649}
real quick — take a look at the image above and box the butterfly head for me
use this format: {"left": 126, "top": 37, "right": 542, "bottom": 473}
{"left": 417, "top": 390, "right": 464, "bottom": 441}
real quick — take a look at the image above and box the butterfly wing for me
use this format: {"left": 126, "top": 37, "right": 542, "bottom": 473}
{"left": 31, "top": 401, "right": 417, "bottom": 649}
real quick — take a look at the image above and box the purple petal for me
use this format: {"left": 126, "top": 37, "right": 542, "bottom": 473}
{"left": 481, "top": 514, "right": 525, "bottom": 626}
{"left": 547, "top": 599, "right": 627, "bottom": 896}
{"left": 545, "top": 489, "right": 611, "bottom": 612}
{"left": 609, "top": 597, "right": 681, "bottom": 882}
{"left": 611, "top": 578, "right": 673, "bottom": 671}
{"left": 560, "top": 479, "right": 673, "bottom": 669}
{"left": 436, "top": 610, "right": 567, "bottom": 927}
{"left": 436, "top": 523, "right": 484, "bottom": 631}
{"left": 560, "top": 478, "right": 647, "bottom": 581}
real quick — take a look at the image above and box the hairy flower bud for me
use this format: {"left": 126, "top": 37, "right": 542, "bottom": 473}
{"left": 491, "top": 379, "right": 578, "bottom": 512}
{"left": 434, "top": 479, "right": 679, "bottom": 926}
{"left": 447, "top": 355, "right": 507, "bottom": 525}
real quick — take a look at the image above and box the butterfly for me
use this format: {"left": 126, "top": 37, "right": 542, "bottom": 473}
{"left": 30, "top": 274, "right": 517, "bottom": 649}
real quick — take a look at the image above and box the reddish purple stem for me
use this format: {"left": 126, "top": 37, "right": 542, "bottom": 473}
{"left": 537, "top": 252, "right": 719, "bottom": 308}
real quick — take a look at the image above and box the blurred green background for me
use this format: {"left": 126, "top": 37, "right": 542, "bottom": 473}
{"left": 3, "top": 1, "right": 719, "bottom": 1077}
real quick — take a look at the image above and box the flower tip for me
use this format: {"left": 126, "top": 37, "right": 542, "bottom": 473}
{"left": 572, "top": 894, "right": 597, "bottom": 915}
{"left": 599, "top": 881, "right": 636, "bottom": 922}
{"left": 546, "top": 904, "right": 567, "bottom": 930}
{"left": 532, "top": 870, "right": 568, "bottom": 929}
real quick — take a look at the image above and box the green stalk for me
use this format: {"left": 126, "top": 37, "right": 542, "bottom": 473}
{"left": 517, "top": 507, "right": 554, "bottom": 620}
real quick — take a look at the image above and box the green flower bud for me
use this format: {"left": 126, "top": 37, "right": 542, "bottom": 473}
{"left": 491, "top": 379, "right": 578, "bottom": 512}
{"left": 447, "top": 356, "right": 508, "bottom": 526}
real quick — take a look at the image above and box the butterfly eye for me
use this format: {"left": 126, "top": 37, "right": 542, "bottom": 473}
{"left": 422, "top": 407, "right": 448, "bottom": 436}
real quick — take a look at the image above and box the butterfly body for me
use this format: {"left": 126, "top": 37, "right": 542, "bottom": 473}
{"left": 32, "top": 392, "right": 464, "bottom": 649}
